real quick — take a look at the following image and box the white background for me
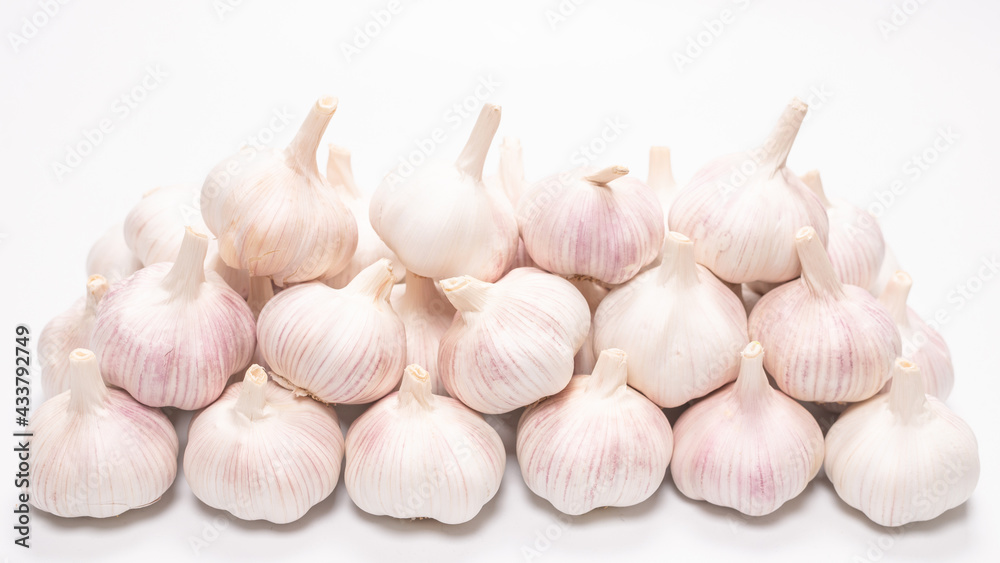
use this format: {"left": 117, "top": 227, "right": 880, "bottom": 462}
{"left": 2, "top": 0, "right": 999, "bottom": 561}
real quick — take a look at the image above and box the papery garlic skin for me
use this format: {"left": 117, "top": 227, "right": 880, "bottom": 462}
{"left": 438, "top": 268, "right": 591, "bottom": 414}
{"left": 345, "top": 365, "right": 505, "bottom": 524}
{"left": 517, "top": 349, "right": 673, "bottom": 515}
{"left": 668, "top": 99, "right": 830, "bottom": 284}
{"left": 29, "top": 349, "right": 178, "bottom": 517}
{"left": 390, "top": 271, "right": 456, "bottom": 395}
{"left": 92, "top": 228, "right": 256, "bottom": 410}
{"left": 184, "top": 365, "right": 344, "bottom": 524}
{"left": 258, "top": 258, "right": 405, "bottom": 404}
{"left": 86, "top": 224, "right": 142, "bottom": 283}
{"left": 671, "top": 342, "right": 824, "bottom": 516}
{"left": 568, "top": 279, "right": 608, "bottom": 375}
{"left": 39, "top": 275, "right": 108, "bottom": 397}
{"left": 370, "top": 104, "right": 518, "bottom": 282}
{"left": 825, "top": 359, "right": 979, "bottom": 526}
{"left": 594, "top": 232, "right": 748, "bottom": 408}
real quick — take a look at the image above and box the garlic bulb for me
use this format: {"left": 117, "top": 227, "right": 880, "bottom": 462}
{"left": 200, "top": 96, "right": 358, "bottom": 286}
{"left": 345, "top": 364, "right": 505, "bottom": 524}
{"left": 878, "top": 271, "right": 954, "bottom": 399}
{"left": 29, "top": 349, "right": 178, "bottom": 517}
{"left": 748, "top": 226, "right": 900, "bottom": 403}
{"left": 593, "top": 232, "right": 748, "bottom": 408}
{"left": 438, "top": 268, "right": 590, "bottom": 414}
{"left": 390, "top": 270, "right": 456, "bottom": 395}
{"left": 39, "top": 275, "right": 108, "bottom": 397}
{"left": 184, "top": 365, "right": 344, "bottom": 524}
{"left": 800, "top": 170, "right": 885, "bottom": 289}
{"left": 92, "top": 227, "right": 256, "bottom": 409}
{"left": 486, "top": 137, "right": 537, "bottom": 274}
{"left": 825, "top": 359, "right": 979, "bottom": 526}
{"left": 668, "top": 98, "right": 830, "bottom": 284}
{"left": 670, "top": 342, "right": 824, "bottom": 516}
{"left": 870, "top": 242, "right": 902, "bottom": 297}
{"left": 86, "top": 223, "right": 141, "bottom": 283}
{"left": 245, "top": 275, "right": 275, "bottom": 372}
{"left": 516, "top": 349, "right": 672, "bottom": 515}
{"left": 648, "top": 145, "right": 678, "bottom": 225}
{"left": 258, "top": 258, "right": 405, "bottom": 404}
{"left": 518, "top": 165, "right": 664, "bottom": 285}
{"left": 370, "top": 104, "right": 518, "bottom": 282}
{"left": 568, "top": 278, "right": 608, "bottom": 375}
{"left": 322, "top": 145, "right": 404, "bottom": 288}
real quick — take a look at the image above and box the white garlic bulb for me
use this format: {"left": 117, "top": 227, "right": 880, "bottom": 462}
{"left": 92, "top": 228, "right": 256, "bottom": 409}
{"left": 258, "top": 258, "right": 405, "bottom": 404}
{"left": 369, "top": 104, "right": 518, "bottom": 282}
{"left": 518, "top": 165, "right": 664, "bottom": 285}
{"left": 568, "top": 278, "right": 608, "bottom": 375}
{"left": 870, "top": 241, "right": 902, "bottom": 297}
{"left": 86, "top": 223, "right": 141, "bottom": 283}
{"left": 184, "top": 365, "right": 344, "bottom": 524}
{"left": 438, "top": 268, "right": 591, "bottom": 414}
{"left": 516, "top": 348, "right": 673, "bottom": 515}
{"left": 593, "top": 232, "right": 748, "bottom": 408}
{"left": 878, "top": 271, "right": 954, "bottom": 399}
{"left": 39, "top": 275, "right": 108, "bottom": 397}
{"left": 390, "top": 270, "right": 456, "bottom": 395}
{"left": 825, "top": 359, "right": 979, "bottom": 526}
{"left": 668, "top": 98, "right": 830, "bottom": 284}
{"left": 29, "top": 349, "right": 178, "bottom": 517}
{"left": 749, "top": 227, "right": 901, "bottom": 403}
{"left": 648, "top": 145, "right": 678, "bottom": 226}
{"left": 345, "top": 364, "right": 505, "bottom": 524}
{"left": 200, "top": 96, "right": 358, "bottom": 286}
{"left": 670, "top": 342, "right": 824, "bottom": 516}
{"left": 485, "top": 137, "right": 537, "bottom": 274}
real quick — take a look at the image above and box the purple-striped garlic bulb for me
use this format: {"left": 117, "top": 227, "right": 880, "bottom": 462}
{"left": 39, "top": 275, "right": 108, "bottom": 397}
{"left": 345, "top": 364, "right": 505, "bottom": 524}
{"left": 86, "top": 224, "right": 141, "bottom": 283}
{"left": 668, "top": 98, "right": 830, "bottom": 284}
{"left": 593, "top": 232, "right": 748, "bottom": 408}
{"left": 518, "top": 164, "right": 664, "bottom": 285}
{"left": 184, "top": 365, "right": 344, "bottom": 524}
{"left": 749, "top": 226, "right": 901, "bottom": 403}
{"left": 28, "top": 349, "right": 178, "bottom": 517}
{"left": 92, "top": 227, "right": 256, "bottom": 410}
{"left": 390, "top": 271, "right": 456, "bottom": 395}
{"left": 648, "top": 145, "right": 678, "bottom": 228}
{"left": 257, "top": 258, "right": 405, "bottom": 404}
{"left": 670, "top": 342, "right": 824, "bottom": 516}
{"left": 437, "top": 268, "right": 591, "bottom": 414}
{"left": 568, "top": 278, "right": 608, "bottom": 375}
{"left": 516, "top": 349, "right": 673, "bottom": 515}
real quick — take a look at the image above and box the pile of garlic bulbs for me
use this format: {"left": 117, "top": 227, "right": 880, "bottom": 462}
{"left": 31, "top": 95, "right": 978, "bottom": 529}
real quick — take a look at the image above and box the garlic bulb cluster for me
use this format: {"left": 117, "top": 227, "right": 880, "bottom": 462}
{"left": 345, "top": 364, "right": 505, "bottom": 524}
{"left": 517, "top": 349, "right": 673, "bottom": 515}
{"left": 438, "top": 268, "right": 590, "bottom": 414}
{"left": 86, "top": 224, "right": 142, "bottom": 283}
{"left": 668, "top": 99, "right": 829, "bottom": 284}
{"left": 648, "top": 146, "right": 678, "bottom": 225}
{"left": 390, "top": 271, "right": 456, "bottom": 395}
{"left": 518, "top": 165, "right": 664, "bottom": 285}
{"left": 825, "top": 359, "right": 979, "bottom": 526}
{"left": 258, "top": 258, "right": 405, "bottom": 404}
{"left": 39, "top": 275, "right": 108, "bottom": 397}
{"left": 594, "top": 232, "right": 748, "bottom": 408}
{"left": 749, "top": 227, "right": 900, "bottom": 403}
{"left": 370, "top": 104, "right": 518, "bottom": 282}
{"left": 29, "top": 349, "right": 178, "bottom": 517}
{"left": 671, "top": 342, "right": 824, "bottom": 516}
{"left": 92, "top": 228, "right": 256, "bottom": 409}
{"left": 200, "top": 96, "right": 358, "bottom": 286}
{"left": 568, "top": 278, "right": 608, "bottom": 375}
{"left": 184, "top": 365, "right": 344, "bottom": 524}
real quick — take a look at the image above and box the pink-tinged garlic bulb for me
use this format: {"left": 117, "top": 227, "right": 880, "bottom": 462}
{"left": 668, "top": 99, "right": 830, "bottom": 284}
{"left": 518, "top": 165, "right": 665, "bottom": 285}
{"left": 200, "top": 96, "right": 358, "bottom": 286}
{"left": 593, "top": 232, "right": 748, "bottom": 408}
{"left": 670, "top": 342, "right": 824, "bottom": 516}
{"left": 878, "top": 271, "right": 954, "bottom": 399}
{"left": 29, "top": 349, "right": 178, "bottom": 517}
{"left": 184, "top": 365, "right": 344, "bottom": 524}
{"left": 438, "top": 268, "right": 591, "bottom": 414}
{"left": 568, "top": 279, "right": 608, "bottom": 375}
{"left": 825, "top": 359, "right": 979, "bottom": 526}
{"left": 258, "top": 258, "right": 405, "bottom": 404}
{"left": 870, "top": 242, "right": 902, "bottom": 297}
{"left": 516, "top": 349, "right": 673, "bottom": 515}
{"left": 39, "top": 275, "right": 108, "bottom": 397}
{"left": 86, "top": 223, "right": 142, "bottom": 283}
{"left": 800, "top": 170, "right": 885, "bottom": 289}
{"left": 749, "top": 227, "right": 901, "bottom": 403}
{"left": 390, "top": 271, "right": 456, "bottom": 395}
{"left": 648, "top": 146, "right": 678, "bottom": 227}
{"left": 345, "top": 365, "right": 505, "bottom": 524}
{"left": 92, "top": 228, "right": 256, "bottom": 409}
{"left": 322, "top": 145, "right": 404, "bottom": 288}
{"left": 369, "top": 104, "right": 518, "bottom": 282}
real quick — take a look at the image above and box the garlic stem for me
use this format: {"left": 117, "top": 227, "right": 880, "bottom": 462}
{"left": 345, "top": 258, "right": 395, "bottom": 303}
{"left": 587, "top": 348, "right": 628, "bottom": 397}
{"left": 440, "top": 275, "right": 492, "bottom": 313}
{"left": 648, "top": 146, "right": 676, "bottom": 192}
{"left": 67, "top": 349, "right": 109, "bottom": 414}
{"left": 800, "top": 170, "right": 830, "bottom": 208}
{"left": 234, "top": 365, "right": 269, "bottom": 421}
{"left": 400, "top": 271, "right": 438, "bottom": 308}
{"left": 498, "top": 137, "right": 526, "bottom": 203}
{"left": 878, "top": 271, "right": 912, "bottom": 327}
{"left": 760, "top": 98, "right": 807, "bottom": 175}
{"left": 887, "top": 359, "right": 928, "bottom": 423}
{"left": 326, "top": 144, "right": 361, "bottom": 200}
{"left": 286, "top": 96, "right": 338, "bottom": 175}
{"left": 161, "top": 227, "right": 208, "bottom": 299}
{"left": 247, "top": 276, "right": 274, "bottom": 320}
{"left": 456, "top": 104, "right": 502, "bottom": 182}
{"left": 732, "top": 341, "right": 768, "bottom": 406}
{"left": 84, "top": 274, "right": 109, "bottom": 314}
{"left": 398, "top": 364, "right": 434, "bottom": 410}
{"left": 584, "top": 165, "right": 629, "bottom": 186}
{"left": 657, "top": 232, "right": 700, "bottom": 287}
{"left": 795, "top": 226, "right": 843, "bottom": 298}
